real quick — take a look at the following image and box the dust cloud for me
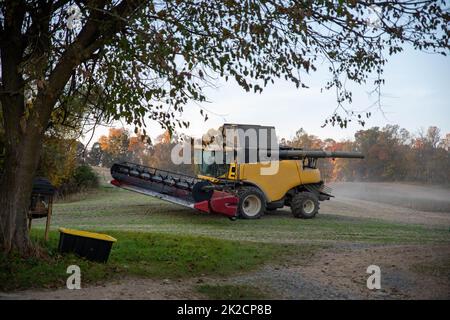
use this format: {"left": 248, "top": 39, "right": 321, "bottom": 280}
{"left": 328, "top": 182, "right": 450, "bottom": 213}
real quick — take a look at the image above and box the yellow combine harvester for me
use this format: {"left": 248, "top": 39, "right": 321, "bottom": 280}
{"left": 111, "top": 124, "right": 364, "bottom": 220}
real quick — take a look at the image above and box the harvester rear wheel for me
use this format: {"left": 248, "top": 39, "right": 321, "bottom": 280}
{"left": 291, "top": 192, "right": 319, "bottom": 219}
{"left": 237, "top": 187, "right": 265, "bottom": 219}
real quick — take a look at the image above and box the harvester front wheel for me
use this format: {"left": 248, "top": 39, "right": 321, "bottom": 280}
{"left": 291, "top": 192, "right": 319, "bottom": 219}
{"left": 237, "top": 187, "right": 265, "bottom": 219}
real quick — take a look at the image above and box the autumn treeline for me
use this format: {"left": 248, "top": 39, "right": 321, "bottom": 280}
{"left": 86, "top": 128, "right": 194, "bottom": 175}
{"left": 283, "top": 125, "right": 450, "bottom": 184}
{"left": 87, "top": 125, "right": 450, "bottom": 185}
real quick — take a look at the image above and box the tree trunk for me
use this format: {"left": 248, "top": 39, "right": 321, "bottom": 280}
{"left": 0, "top": 106, "right": 45, "bottom": 254}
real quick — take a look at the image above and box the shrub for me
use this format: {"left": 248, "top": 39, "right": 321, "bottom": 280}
{"left": 73, "top": 165, "right": 99, "bottom": 189}
{"left": 57, "top": 165, "right": 99, "bottom": 196}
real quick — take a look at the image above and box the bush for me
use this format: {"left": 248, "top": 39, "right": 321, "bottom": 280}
{"left": 73, "top": 165, "right": 99, "bottom": 189}
{"left": 57, "top": 165, "right": 99, "bottom": 196}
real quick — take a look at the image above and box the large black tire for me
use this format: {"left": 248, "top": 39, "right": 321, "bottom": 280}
{"left": 237, "top": 186, "right": 266, "bottom": 219}
{"left": 291, "top": 192, "right": 319, "bottom": 219}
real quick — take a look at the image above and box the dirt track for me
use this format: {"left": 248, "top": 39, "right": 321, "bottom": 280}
{"left": 0, "top": 278, "right": 204, "bottom": 300}
{"left": 231, "top": 244, "right": 450, "bottom": 299}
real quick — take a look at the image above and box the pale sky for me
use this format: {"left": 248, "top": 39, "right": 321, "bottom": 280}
{"left": 82, "top": 46, "right": 450, "bottom": 147}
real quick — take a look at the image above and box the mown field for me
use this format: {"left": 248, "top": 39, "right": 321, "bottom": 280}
{"left": 43, "top": 186, "right": 450, "bottom": 245}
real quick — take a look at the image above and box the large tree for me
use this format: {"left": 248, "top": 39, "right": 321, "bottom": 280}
{"left": 0, "top": 0, "right": 448, "bottom": 254}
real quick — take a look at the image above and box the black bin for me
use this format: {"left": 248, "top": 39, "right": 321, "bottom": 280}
{"left": 58, "top": 228, "right": 117, "bottom": 263}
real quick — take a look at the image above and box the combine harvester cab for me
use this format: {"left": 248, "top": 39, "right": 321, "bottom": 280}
{"left": 110, "top": 162, "right": 239, "bottom": 219}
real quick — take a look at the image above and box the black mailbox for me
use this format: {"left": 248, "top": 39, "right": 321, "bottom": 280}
{"left": 29, "top": 177, "right": 56, "bottom": 241}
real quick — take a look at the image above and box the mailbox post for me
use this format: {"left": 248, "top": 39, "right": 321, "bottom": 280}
{"left": 29, "top": 177, "right": 56, "bottom": 241}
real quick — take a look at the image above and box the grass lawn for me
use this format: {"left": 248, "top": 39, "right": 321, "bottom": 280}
{"left": 0, "top": 229, "right": 314, "bottom": 291}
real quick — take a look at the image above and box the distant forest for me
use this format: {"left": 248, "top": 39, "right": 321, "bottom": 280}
{"left": 84, "top": 125, "right": 450, "bottom": 185}
{"left": 282, "top": 125, "right": 449, "bottom": 185}
{"left": 7, "top": 124, "right": 446, "bottom": 188}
